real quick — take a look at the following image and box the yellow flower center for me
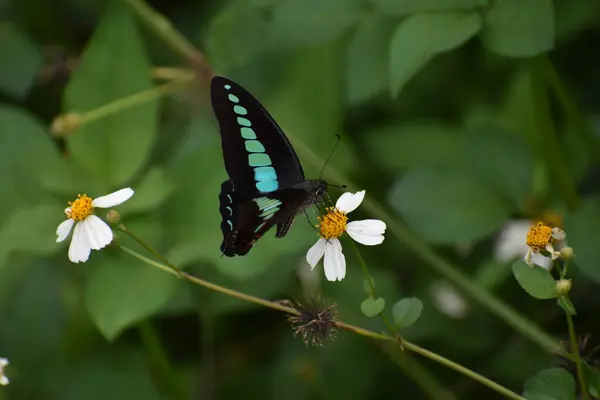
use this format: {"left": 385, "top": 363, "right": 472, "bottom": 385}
{"left": 526, "top": 222, "right": 553, "bottom": 251}
{"left": 66, "top": 194, "right": 94, "bottom": 221}
{"left": 317, "top": 207, "right": 348, "bottom": 239}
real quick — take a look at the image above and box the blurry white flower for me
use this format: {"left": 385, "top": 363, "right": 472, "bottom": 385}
{"left": 494, "top": 220, "right": 551, "bottom": 269}
{"left": 0, "top": 358, "right": 9, "bottom": 385}
{"left": 306, "top": 190, "right": 386, "bottom": 282}
{"left": 430, "top": 281, "right": 470, "bottom": 319}
{"left": 56, "top": 188, "right": 134, "bottom": 263}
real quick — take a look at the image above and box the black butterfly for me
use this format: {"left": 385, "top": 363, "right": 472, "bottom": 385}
{"left": 210, "top": 76, "right": 327, "bottom": 257}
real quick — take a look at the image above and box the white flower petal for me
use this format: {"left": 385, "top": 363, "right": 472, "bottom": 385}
{"left": 323, "top": 238, "right": 346, "bottom": 281}
{"left": 64, "top": 207, "right": 71, "bottom": 216}
{"left": 82, "top": 215, "right": 113, "bottom": 250}
{"left": 346, "top": 219, "right": 386, "bottom": 246}
{"left": 494, "top": 220, "right": 531, "bottom": 262}
{"left": 68, "top": 222, "right": 91, "bottom": 263}
{"left": 335, "top": 190, "right": 365, "bottom": 214}
{"left": 0, "top": 358, "right": 8, "bottom": 367}
{"left": 92, "top": 187, "right": 134, "bottom": 208}
{"left": 306, "top": 238, "right": 327, "bottom": 268}
{"left": 531, "top": 252, "right": 551, "bottom": 269}
{"left": 56, "top": 219, "right": 74, "bottom": 243}
{"left": 0, "top": 376, "right": 8, "bottom": 385}
{"left": 552, "top": 228, "right": 566, "bottom": 240}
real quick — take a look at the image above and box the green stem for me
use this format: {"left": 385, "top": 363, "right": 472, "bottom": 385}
{"left": 403, "top": 341, "right": 526, "bottom": 400}
{"left": 289, "top": 136, "right": 560, "bottom": 354}
{"left": 543, "top": 58, "right": 600, "bottom": 162}
{"left": 529, "top": 57, "right": 580, "bottom": 211}
{"left": 381, "top": 345, "right": 458, "bottom": 400}
{"left": 124, "top": 0, "right": 207, "bottom": 70}
{"left": 138, "top": 321, "right": 188, "bottom": 400}
{"left": 349, "top": 240, "right": 398, "bottom": 336}
{"left": 79, "top": 79, "right": 189, "bottom": 127}
{"left": 566, "top": 311, "right": 591, "bottom": 400}
{"left": 120, "top": 244, "right": 524, "bottom": 400}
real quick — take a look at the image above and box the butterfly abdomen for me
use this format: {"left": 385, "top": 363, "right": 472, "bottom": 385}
{"left": 218, "top": 180, "right": 239, "bottom": 256}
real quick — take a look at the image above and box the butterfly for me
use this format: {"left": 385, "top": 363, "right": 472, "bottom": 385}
{"left": 210, "top": 76, "right": 328, "bottom": 257}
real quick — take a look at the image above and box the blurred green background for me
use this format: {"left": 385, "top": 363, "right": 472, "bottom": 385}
{"left": 1, "top": 0, "right": 600, "bottom": 398}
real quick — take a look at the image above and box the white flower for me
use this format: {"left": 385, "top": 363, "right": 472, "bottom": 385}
{"left": 494, "top": 220, "right": 552, "bottom": 269}
{"left": 306, "top": 190, "right": 386, "bottom": 282}
{"left": 0, "top": 358, "right": 9, "bottom": 385}
{"left": 430, "top": 281, "right": 469, "bottom": 319}
{"left": 523, "top": 221, "right": 566, "bottom": 267}
{"left": 56, "top": 188, "right": 134, "bottom": 263}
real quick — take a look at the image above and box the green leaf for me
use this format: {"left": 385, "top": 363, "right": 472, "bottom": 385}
{"left": 392, "top": 297, "right": 423, "bottom": 328}
{"left": 270, "top": 0, "right": 364, "bottom": 46}
{"left": 345, "top": 15, "right": 394, "bottom": 104}
{"left": 556, "top": 297, "right": 577, "bottom": 316}
{"left": 462, "top": 119, "right": 534, "bottom": 210}
{"left": 0, "top": 23, "right": 43, "bottom": 99}
{"left": 523, "top": 368, "right": 576, "bottom": 400}
{"left": 206, "top": 2, "right": 269, "bottom": 70}
{"left": 367, "top": 123, "right": 464, "bottom": 170}
{"left": 360, "top": 297, "right": 385, "bottom": 318}
{"left": 117, "top": 168, "right": 175, "bottom": 215}
{"left": 564, "top": 197, "right": 600, "bottom": 284}
{"left": 584, "top": 363, "right": 600, "bottom": 398}
{"left": 389, "top": 12, "right": 481, "bottom": 96}
{"left": 375, "top": 0, "right": 487, "bottom": 16}
{"left": 389, "top": 168, "right": 509, "bottom": 244}
{"left": 480, "top": 0, "right": 554, "bottom": 57}
{"left": 512, "top": 261, "right": 557, "bottom": 300}
{"left": 85, "top": 253, "right": 179, "bottom": 341}
{"left": 64, "top": 0, "right": 157, "bottom": 187}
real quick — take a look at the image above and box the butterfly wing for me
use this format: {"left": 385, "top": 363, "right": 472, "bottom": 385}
{"left": 219, "top": 184, "right": 314, "bottom": 256}
{"left": 211, "top": 76, "right": 305, "bottom": 199}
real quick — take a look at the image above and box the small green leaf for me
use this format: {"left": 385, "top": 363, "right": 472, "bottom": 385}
{"left": 523, "top": 368, "right": 576, "bottom": 400}
{"left": 390, "top": 12, "right": 481, "bottom": 96}
{"left": 556, "top": 297, "right": 577, "bottom": 316}
{"left": 270, "top": 0, "right": 363, "bottom": 46}
{"left": 564, "top": 197, "right": 600, "bottom": 284}
{"left": 117, "top": 168, "right": 175, "bottom": 215}
{"left": 0, "top": 23, "right": 43, "bottom": 99}
{"left": 375, "top": 0, "right": 487, "bottom": 15}
{"left": 389, "top": 167, "right": 509, "bottom": 244}
{"left": 85, "top": 253, "right": 179, "bottom": 341}
{"left": 583, "top": 363, "right": 600, "bottom": 398}
{"left": 480, "top": 0, "right": 554, "bottom": 57}
{"left": 345, "top": 15, "right": 394, "bottom": 104}
{"left": 361, "top": 297, "right": 386, "bottom": 318}
{"left": 512, "top": 261, "right": 557, "bottom": 300}
{"left": 64, "top": 0, "right": 157, "bottom": 187}
{"left": 392, "top": 297, "right": 423, "bottom": 328}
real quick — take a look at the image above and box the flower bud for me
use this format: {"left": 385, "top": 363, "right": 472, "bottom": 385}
{"left": 556, "top": 279, "right": 572, "bottom": 296}
{"left": 106, "top": 210, "right": 121, "bottom": 223}
{"left": 560, "top": 246, "right": 574, "bottom": 260}
{"left": 51, "top": 112, "right": 81, "bottom": 136}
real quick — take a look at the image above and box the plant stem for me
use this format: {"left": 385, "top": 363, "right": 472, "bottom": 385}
{"left": 80, "top": 79, "right": 189, "bottom": 126}
{"left": 125, "top": 0, "right": 207, "bottom": 71}
{"left": 138, "top": 320, "right": 188, "bottom": 400}
{"left": 349, "top": 240, "right": 398, "bottom": 336}
{"left": 529, "top": 57, "right": 580, "bottom": 211}
{"left": 120, "top": 244, "right": 525, "bottom": 400}
{"left": 289, "top": 136, "right": 560, "bottom": 354}
{"left": 566, "top": 310, "right": 591, "bottom": 400}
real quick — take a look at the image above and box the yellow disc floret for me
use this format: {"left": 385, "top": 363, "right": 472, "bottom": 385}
{"left": 526, "top": 222, "right": 553, "bottom": 251}
{"left": 317, "top": 207, "right": 348, "bottom": 239}
{"left": 66, "top": 194, "right": 93, "bottom": 221}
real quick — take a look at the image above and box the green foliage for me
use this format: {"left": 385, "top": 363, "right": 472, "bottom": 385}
{"left": 392, "top": 297, "right": 423, "bottom": 328}
{"left": 389, "top": 12, "right": 481, "bottom": 96}
{"left": 361, "top": 297, "right": 386, "bottom": 317}
{"left": 480, "top": 0, "right": 554, "bottom": 57}
{"left": 512, "top": 261, "right": 557, "bottom": 300}
{"left": 64, "top": 0, "right": 157, "bottom": 188}
{"left": 3, "top": 0, "right": 600, "bottom": 397}
{"left": 0, "top": 24, "right": 43, "bottom": 99}
{"left": 389, "top": 168, "right": 509, "bottom": 244}
{"left": 523, "top": 368, "right": 576, "bottom": 400}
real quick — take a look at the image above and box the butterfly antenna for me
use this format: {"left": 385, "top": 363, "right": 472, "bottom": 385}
{"left": 319, "top": 134, "right": 342, "bottom": 180}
